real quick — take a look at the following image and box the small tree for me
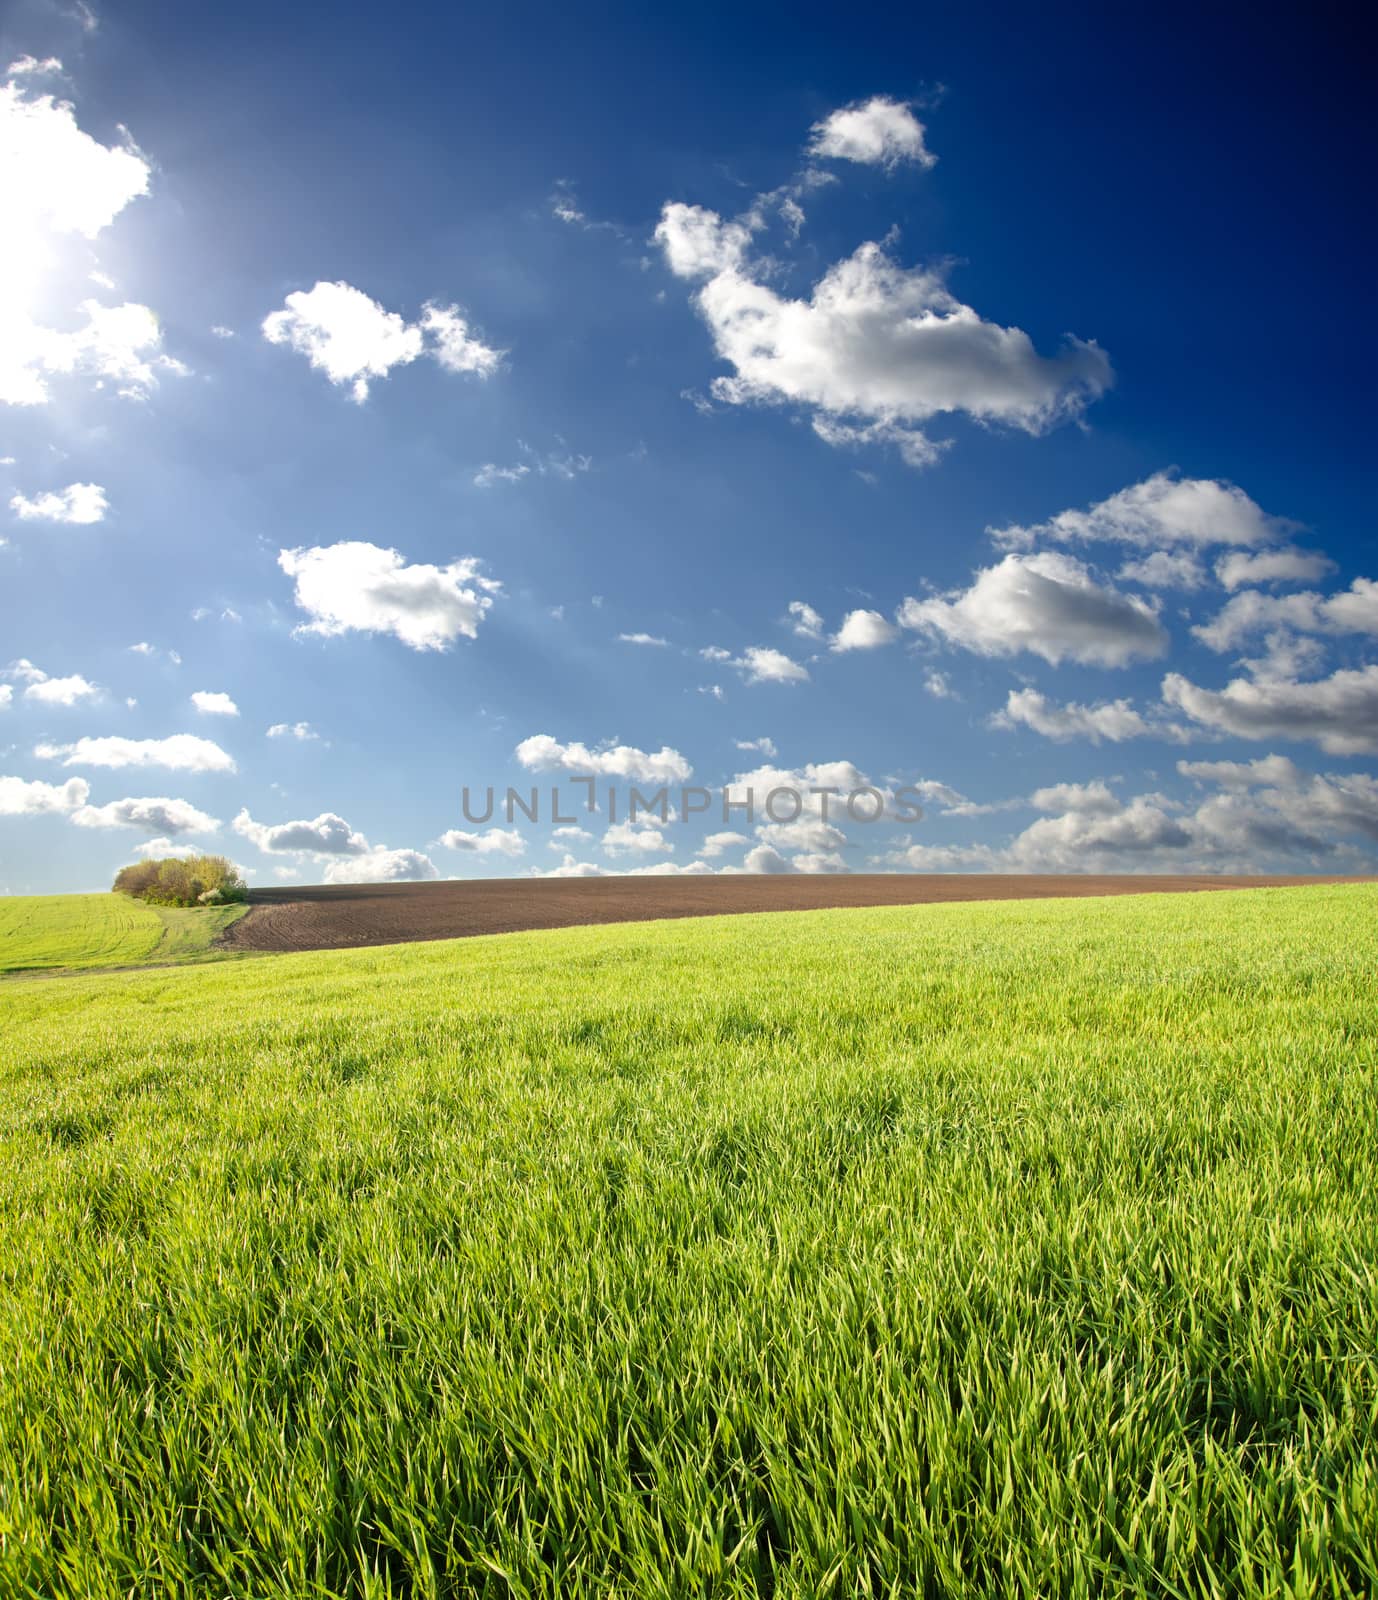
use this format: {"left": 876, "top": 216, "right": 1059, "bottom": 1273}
{"left": 114, "top": 854, "right": 248, "bottom": 907}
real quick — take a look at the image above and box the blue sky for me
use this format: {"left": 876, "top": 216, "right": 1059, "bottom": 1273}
{"left": 2, "top": 0, "right": 1375, "bottom": 892}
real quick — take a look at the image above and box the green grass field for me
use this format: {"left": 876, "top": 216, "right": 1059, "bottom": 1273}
{"left": 0, "top": 885, "right": 1374, "bottom": 1597}
{"left": 0, "top": 892, "right": 249, "bottom": 973}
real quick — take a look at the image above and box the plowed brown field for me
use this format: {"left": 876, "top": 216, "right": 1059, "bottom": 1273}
{"left": 219, "top": 874, "right": 1369, "bottom": 954}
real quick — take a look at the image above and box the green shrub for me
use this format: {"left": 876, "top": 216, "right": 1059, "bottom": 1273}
{"left": 113, "top": 854, "right": 248, "bottom": 908}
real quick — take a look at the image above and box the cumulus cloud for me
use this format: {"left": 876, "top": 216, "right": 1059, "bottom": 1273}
{"left": 266, "top": 721, "right": 318, "bottom": 740}
{"left": 807, "top": 96, "right": 936, "bottom": 170}
{"left": 994, "top": 687, "right": 1190, "bottom": 745}
{"left": 7, "top": 658, "right": 100, "bottom": 706}
{"left": 233, "top": 809, "right": 366, "bottom": 855}
{"left": 0, "top": 72, "right": 147, "bottom": 257}
{"left": 1178, "top": 755, "right": 1378, "bottom": 843}
{"left": 698, "top": 829, "right": 751, "bottom": 859}
{"left": 1215, "top": 547, "right": 1337, "bottom": 591}
{"left": 742, "top": 843, "right": 790, "bottom": 874}
{"left": 436, "top": 826, "right": 525, "bottom": 858}
{"left": 0, "top": 773, "right": 89, "bottom": 814}
{"left": 9, "top": 482, "right": 107, "bottom": 523}
{"left": 0, "top": 72, "right": 187, "bottom": 406}
{"left": 1029, "top": 780, "right": 1119, "bottom": 816}
{"left": 70, "top": 795, "right": 218, "bottom": 835}
{"left": 261, "top": 281, "right": 499, "bottom": 402}
{"left": 657, "top": 205, "right": 1110, "bottom": 456}
{"left": 1117, "top": 550, "right": 1206, "bottom": 590}
{"left": 36, "top": 733, "right": 236, "bottom": 771}
{"left": 1162, "top": 665, "right": 1378, "bottom": 756}
{"left": 0, "top": 684, "right": 12, "bottom": 709}
{"left": 191, "top": 690, "right": 239, "bottom": 717}
{"left": 322, "top": 848, "right": 437, "bottom": 884}
{"left": 898, "top": 551, "right": 1167, "bottom": 667}
{"left": 231, "top": 807, "right": 437, "bottom": 884}
{"left": 279, "top": 541, "right": 500, "bottom": 651}
{"left": 514, "top": 734, "right": 693, "bottom": 783}
{"left": 989, "top": 472, "right": 1295, "bottom": 553}
{"left": 618, "top": 632, "right": 668, "bottom": 647}
{"left": 3, "top": 298, "right": 184, "bottom": 407}
{"left": 530, "top": 852, "right": 603, "bottom": 879}
{"left": 602, "top": 819, "right": 674, "bottom": 857}
{"left": 734, "top": 647, "right": 810, "bottom": 684}
{"left": 734, "top": 736, "right": 777, "bottom": 758}
{"left": 831, "top": 608, "right": 898, "bottom": 651}
{"left": 1192, "top": 579, "right": 1378, "bottom": 652}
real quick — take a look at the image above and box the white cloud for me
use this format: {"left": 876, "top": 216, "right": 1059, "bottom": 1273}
{"left": 1116, "top": 549, "right": 1206, "bottom": 590}
{"left": 8, "top": 658, "right": 100, "bottom": 706}
{"left": 131, "top": 836, "right": 199, "bottom": 859}
{"left": 656, "top": 201, "right": 1111, "bottom": 455}
{"left": 734, "top": 646, "right": 810, "bottom": 684}
{"left": 923, "top": 669, "right": 955, "bottom": 699}
{"left": 322, "top": 847, "right": 437, "bottom": 884}
{"left": 787, "top": 601, "right": 824, "bottom": 640}
{"left": 807, "top": 96, "right": 936, "bottom": 170}
{"left": 474, "top": 443, "right": 589, "bottom": 488}
{"left": 418, "top": 303, "right": 501, "bottom": 376}
{"left": 514, "top": 734, "right": 693, "bottom": 783}
{"left": 1029, "top": 780, "right": 1120, "bottom": 816}
{"left": 551, "top": 825, "right": 592, "bottom": 845}
{"left": 742, "top": 843, "right": 790, "bottom": 873}
{"left": 36, "top": 733, "right": 236, "bottom": 771}
{"left": 880, "top": 756, "right": 1378, "bottom": 874}
{"left": 3, "top": 298, "right": 185, "bottom": 406}
{"left": 0, "top": 72, "right": 147, "bottom": 264}
{"left": 734, "top": 736, "right": 777, "bottom": 758}
{"left": 994, "top": 687, "right": 1190, "bottom": 745}
{"left": 618, "top": 632, "right": 668, "bottom": 647}
{"left": 0, "top": 773, "right": 89, "bottom": 814}
{"left": 1215, "top": 547, "right": 1337, "bottom": 591}
{"left": 233, "top": 808, "right": 366, "bottom": 855}
{"left": 529, "top": 852, "right": 604, "bottom": 878}
{"left": 6, "top": 56, "right": 64, "bottom": 77}
{"left": 191, "top": 690, "right": 239, "bottom": 717}
{"left": 698, "top": 829, "right": 750, "bottom": 859}
{"left": 0, "top": 72, "right": 185, "bottom": 407}
{"left": 1178, "top": 755, "right": 1378, "bottom": 843}
{"left": 232, "top": 806, "right": 436, "bottom": 883}
{"left": 9, "top": 481, "right": 107, "bottom": 523}
{"left": 898, "top": 551, "right": 1166, "bottom": 667}
{"left": 990, "top": 472, "right": 1294, "bottom": 553}
{"left": 810, "top": 415, "right": 948, "bottom": 471}
{"left": 210, "top": 324, "right": 235, "bottom": 339}
{"left": 266, "top": 721, "right": 318, "bottom": 741}
{"left": 436, "top": 826, "right": 525, "bottom": 858}
{"left": 1162, "top": 666, "right": 1378, "bottom": 756}
{"left": 655, "top": 203, "right": 752, "bottom": 280}
{"left": 1192, "top": 579, "right": 1378, "bottom": 652}
{"left": 602, "top": 820, "right": 674, "bottom": 857}
{"left": 279, "top": 541, "right": 500, "bottom": 651}
{"left": 831, "top": 608, "right": 898, "bottom": 651}
{"left": 474, "top": 462, "right": 529, "bottom": 487}
{"left": 71, "top": 795, "right": 218, "bottom": 835}
{"left": 261, "top": 282, "right": 499, "bottom": 402}
{"left": 0, "top": 684, "right": 11, "bottom": 709}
